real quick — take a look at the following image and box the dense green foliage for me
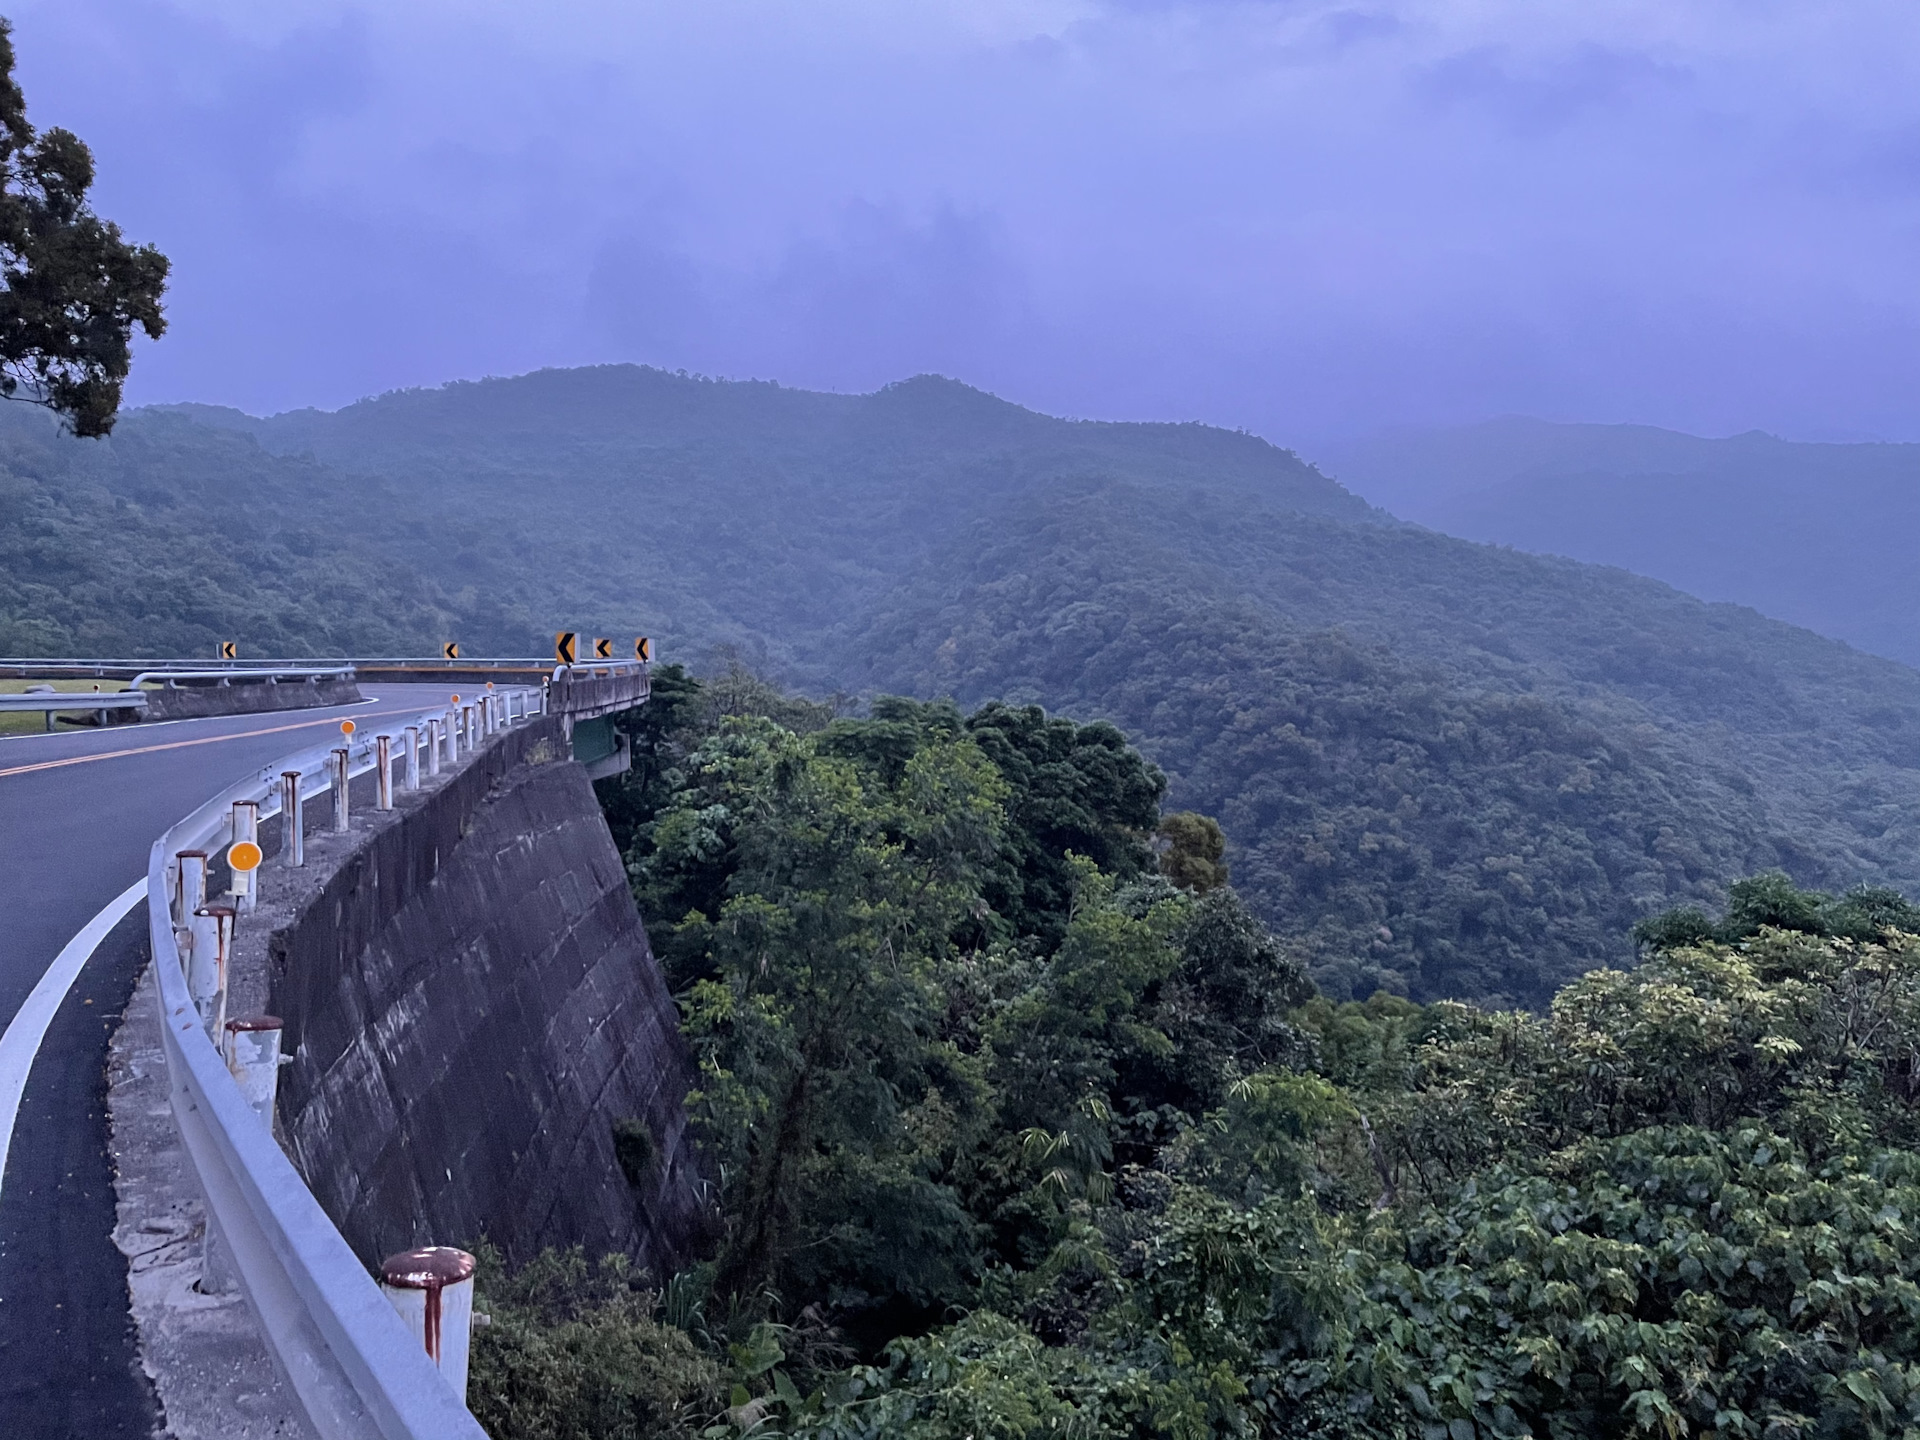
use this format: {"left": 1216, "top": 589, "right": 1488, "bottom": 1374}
{"left": 469, "top": 674, "right": 1920, "bottom": 1440}
{"left": 845, "top": 484, "right": 1920, "bottom": 1004}
{"left": 467, "top": 1246, "right": 722, "bottom": 1440}
{"left": 0, "top": 20, "right": 166, "bottom": 437}
{"left": 13, "top": 366, "right": 1920, "bottom": 1000}
{"left": 1634, "top": 872, "right": 1920, "bottom": 953}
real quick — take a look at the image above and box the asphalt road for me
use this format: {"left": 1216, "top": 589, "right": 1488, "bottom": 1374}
{"left": 0, "top": 684, "right": 456, "bottom": 1434}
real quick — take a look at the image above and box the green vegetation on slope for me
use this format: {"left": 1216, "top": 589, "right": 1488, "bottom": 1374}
{"left": 475, "top": 675, "right": 1920, "bottom": 1440}
{"left": 11, "top": 366, "right": 1920, "bottom": 1000}
{"left": 1320, "top": 415, "right": 1920, "bottom": 670}
{"left": 844, "top": 481, "right": 1920, "bottom": 1003}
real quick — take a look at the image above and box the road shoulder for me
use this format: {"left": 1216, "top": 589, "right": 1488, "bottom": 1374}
{"left": 108, "top": 958, "right": 302, "bottom": 1438}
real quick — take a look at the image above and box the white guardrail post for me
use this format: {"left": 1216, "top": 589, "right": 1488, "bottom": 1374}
{"left": 331, "top": 749, "right": 351, "bottom": 833}
{"left": 230, "top": 801, "right": 259, "bottom": 913}
{"left": 282, "top": 772, "right": 304, "bottom": 868}
{"left": 376, "top": 736, "right": 394, "bottom": 812}
{"left": 147, "top": 708, "right": 513, "bottom": 1439}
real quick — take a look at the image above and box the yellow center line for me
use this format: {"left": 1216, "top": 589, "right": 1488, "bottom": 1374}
{"left": 0, "top": 701, "right": 432, "bottom": 782}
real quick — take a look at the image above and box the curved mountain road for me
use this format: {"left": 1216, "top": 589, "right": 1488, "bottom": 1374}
{"left": 0, "top": 684, "right": 459, "bottom": 1435}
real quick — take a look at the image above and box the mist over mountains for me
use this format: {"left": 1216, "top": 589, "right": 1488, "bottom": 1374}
{"left": 12, "top": 366, "right": 1920, "bottom": 1005}
{"left": 1320, "top": 416, "right": 1920, "bottom": 669}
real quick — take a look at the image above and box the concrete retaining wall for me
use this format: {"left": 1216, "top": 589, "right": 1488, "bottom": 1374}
{"left": 144, "top": 677, "right": 362, "bottom": 721}
{"left": 266, "top": 716, "right": 709, "bottom": 1275}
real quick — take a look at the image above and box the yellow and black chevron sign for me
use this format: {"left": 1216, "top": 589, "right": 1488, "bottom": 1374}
{"left": 218, "top": 640, "right": 237, "bottom": 660}
{"left": 554, "top": 631, "right": 577, "bottom": 666}
{"left": 635, "top": 636, "right": 651, "bottom": 662}
{"left": 442, "top": 641, "right": 460, "bottom": 661}
{"left": 593, "top": 637, "right": 614, "bottom": 660}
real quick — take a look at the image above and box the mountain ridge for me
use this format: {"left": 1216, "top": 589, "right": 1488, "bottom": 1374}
{"left": 1318, "top": 416, "right": 1920, "bottom": 667}
{"left": 9, "top": 367, "right": 1920, "bottom": 1002}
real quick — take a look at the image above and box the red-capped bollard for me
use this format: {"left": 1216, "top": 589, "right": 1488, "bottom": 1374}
{"left": 381, "top": 1247, "right": 477, "bottom": 1404}
{"left": 188, "top": 904, "right": 235, "bottom": 1032}
{"left": 172, "top": 850, "right": 209, "bottom": 927}
{"left": 331, "top": 748, "right": 351, "bottom": 833}
{"left": 281, "top": 771, "right": 304, "bottom": 867}
{"left": 222, "top": 1016, "right": 284, "bottom": 1125}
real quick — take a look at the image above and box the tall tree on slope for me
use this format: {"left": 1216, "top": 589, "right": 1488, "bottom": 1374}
{"left": 0, "top": 18, "right": 166, "bottom": 438}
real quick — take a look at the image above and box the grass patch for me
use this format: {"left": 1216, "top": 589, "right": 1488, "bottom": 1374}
{"left": 0, "top": 677, "right": 134, "bottom": 736}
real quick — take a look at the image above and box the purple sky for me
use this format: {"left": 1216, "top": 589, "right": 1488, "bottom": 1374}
{"left": 15, "top": 0, "right": 1920, "bottom": 445}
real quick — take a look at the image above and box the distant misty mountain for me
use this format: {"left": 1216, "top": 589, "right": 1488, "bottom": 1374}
{"left": 1317, "top": 417, "right": 1920, "bottom": 668}
{"left": 15, "top": 367, "right": 1920, "bottom": 1006}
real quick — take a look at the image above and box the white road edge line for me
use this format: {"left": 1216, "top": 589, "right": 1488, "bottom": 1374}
{"left": 0, "top": 877, "right": 147, "bottom": 1201}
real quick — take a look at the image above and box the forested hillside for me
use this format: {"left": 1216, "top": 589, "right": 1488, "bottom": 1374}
{"left": 480, "top": 672, "right": 1920, "bottom": 1440}
{"left": 1320, "top": 416, "right": 1920, "bottom": 669}
{"left": 8, "top": 366, "right": 1920, "bottom": 1003}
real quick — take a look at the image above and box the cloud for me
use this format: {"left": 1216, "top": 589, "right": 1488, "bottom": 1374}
{"left": 11, "top": 0, "right": 1920, "bottom": 442}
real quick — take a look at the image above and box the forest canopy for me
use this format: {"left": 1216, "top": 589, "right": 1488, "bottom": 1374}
{"left": 11, "top": 367, "right": 1920, "bottom": 1002}
{"left": 470, "top": 668, "right": 1920, "bottom": 1440}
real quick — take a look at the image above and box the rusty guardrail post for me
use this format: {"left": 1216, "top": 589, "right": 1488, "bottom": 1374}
{"left": 222, "top": 1016, "right": 285, "bottom": 1126}
{"left": 404, "top": 726, "right": 420, "bottom": 790}
{"left": 229, "top": 800, "right": 259, "bottom": 912}
{"left": 281, "top": 772, "right": 304, "bottom": 867}
{"left": 188, "top": 904, "right": 234, "bottom": 1032}
{"left": 380, "top": 1248, "right": 477, "bottom": 1406}
{"left": 173, "top": 850, "right": 208, "bottom": 927}
{"left": 331, "top": 748, "right": 350, "bottom": 833}
{"left": 376, "top": 734, "right": 394, "bottom": 811}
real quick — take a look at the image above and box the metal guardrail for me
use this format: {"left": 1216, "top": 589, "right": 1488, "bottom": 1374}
{"left": 144, "top": 699, "right": 535, "bottom": 1438}
{"left": 128, "top": 666, "right": 358, "bottom": 689}
{"left": 550, "top": 660, "right": 646, "bottom": 679}
{"left": 1, "top": 657, "right": 559, "bottom": 682}
{"left": 0, "top": 692, "right": 147, "bottom": 713}
{"left": 1, "top": 668, "right": 357, "bottom": 731}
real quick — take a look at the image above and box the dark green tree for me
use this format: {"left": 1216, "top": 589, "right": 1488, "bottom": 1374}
{"left": 1629, "top": 903, "right": 1716, "bottom": 953}
{"left": 1721, "top": 868, "right": 1829, "bottom": 938}
{"left": 667, "top": 719, "right": 1008, "bottom": 1321}
{"left": 1155, "top": 811, "right": 1229, "bottom": 894}
{"left": 0, "top": 19, "right": 167, "bottom": 438}
{"left": 960, "top": 702, "right": 1165, "bottom": 949}
{"left": 597, "top": 662, "right": 705, "bottom": 855}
